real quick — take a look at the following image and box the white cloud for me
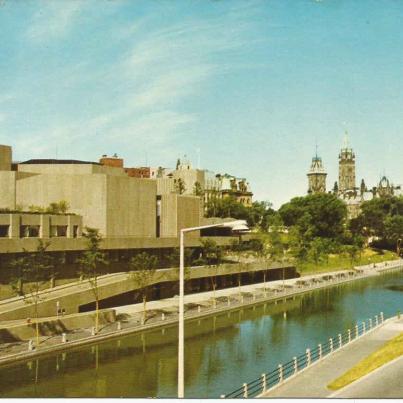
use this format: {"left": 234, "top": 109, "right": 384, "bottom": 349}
{"left": 26, "top": 1, "right": 84, "bottom": 42}
{"left": 10, "top": 2, "right": 262, "bottom": 163}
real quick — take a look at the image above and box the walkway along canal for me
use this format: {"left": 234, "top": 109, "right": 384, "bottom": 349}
{"left": 0, "top": 265, "right": 402, "bottom": 397}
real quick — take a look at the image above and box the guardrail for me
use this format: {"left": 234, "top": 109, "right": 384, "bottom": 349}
{"left": 222, "top": 311, "right": 386, "bottom": 398}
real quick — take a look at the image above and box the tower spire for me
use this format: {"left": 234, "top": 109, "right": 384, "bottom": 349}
{"left": 342, "top": 130, "right": 350, "bottom": 149}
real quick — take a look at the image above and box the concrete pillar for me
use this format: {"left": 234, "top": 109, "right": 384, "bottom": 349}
{"left": 369, "top": 318, "right": 372, "bottom": 329}
{"left": 39, "top": 214, "right": 50, "bottom": 238}
{"left": 362, "top": 321, "right": 366, "bottom": 333}
{"left": 197, "top": 305, "right": 201, "bottom": 313}
{"left": 329, "top": 338, "right": 333, "bottom": 352}
{"left": 91, "top": 327, "right": 96, "bottom": 336}
{"left": 9, "top": 213, "right": 20, "bottom": 238}
{"left": 293, "top": 357, "right": 297, "bottom": 373}
{"left": 28, "top": 340, "right": 34, "bottom": 351}
{"left": 62, "top": 333, "right": 67, "bottom": 343}
{"left": 318, "top": 344, "right": 322, "bottom": 359}
{"left": 380, "top": 312, "right": 384, "bottom": 322}
{"left": 261, "top": 373, "right": 267, "bottom": 392}
{"left": 67, "top": 215, "right": 74, "bottom": 238}
{"left": 338, "top": 334, "right": 342, "bottom": 348}
{"left": 278, "top": 364, "right": 283, "bottom": 382}
{"left": 375, "top": 315, "right": 379, "bottom": 326}
{"left": 161, "top": 313, "right": 165, "bottom": 321}
{"left": 117, "top": 321, "right": 122, "bottom": 330}
{"left": 306, "top": 349, "right": 311, "bottom": 366}
{"left": 355, "top": 324, "right": 359, "bottom": 338}
{"left": 348, "top": 329, "right": 351, "bottom": 342}
{"left": 227, "top": 297, "right": 230, "bottom": 306}
{"left": 243, "top": 383, "right": 248, "bottom": 398}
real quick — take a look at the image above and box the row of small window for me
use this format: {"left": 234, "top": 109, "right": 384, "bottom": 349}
{"left": 0, "top": 225, "right": 79, "bottom": 238}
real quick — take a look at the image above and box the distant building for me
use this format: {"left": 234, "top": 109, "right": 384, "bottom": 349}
{"left": 307, "top": 153, "right": 327, "bottom": 194}
{"left": 306, "top": 132, "right": 402, "bottom": 219}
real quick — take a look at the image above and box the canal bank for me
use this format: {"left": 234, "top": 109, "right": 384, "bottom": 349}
{"left": 259, "top": 315, "right": 403, "bottom": 398}
{"left": 0, "top": 261, "right": 402, "bottom": 397}
{"left": 0, "top": 260, "right": 401, "bottom": 370}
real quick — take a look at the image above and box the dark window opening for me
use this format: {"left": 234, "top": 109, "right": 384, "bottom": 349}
{"left": 0, "top": 225, "right": 9, "bottom": 237}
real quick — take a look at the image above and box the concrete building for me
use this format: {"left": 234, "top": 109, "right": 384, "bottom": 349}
{"left": 0, "top": 145, "right": 207, "bottom": 254}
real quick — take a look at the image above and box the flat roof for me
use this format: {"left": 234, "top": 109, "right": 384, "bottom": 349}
{"left": 19, "top": 159, "right": 101, "bottom": 165}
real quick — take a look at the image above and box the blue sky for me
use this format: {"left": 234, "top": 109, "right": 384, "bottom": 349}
{"left": 0, "top": 0, "right": 402, "bottom": 208}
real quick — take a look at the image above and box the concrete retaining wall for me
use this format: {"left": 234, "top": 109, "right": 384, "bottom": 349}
{"left": 0, "top": 309, "right": 116, "bottom": 342}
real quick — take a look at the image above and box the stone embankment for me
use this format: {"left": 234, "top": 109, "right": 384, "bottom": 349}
{"left": 0, "top": 259, "right": 401, "bottom": 367}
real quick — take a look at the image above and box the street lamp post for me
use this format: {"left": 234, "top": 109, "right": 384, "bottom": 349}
{"left": 177, "top": 220, "right": 248, "bottom": 398}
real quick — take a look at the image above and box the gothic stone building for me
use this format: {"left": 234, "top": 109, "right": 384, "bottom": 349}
{"left": 307, "top": 132, "right": 402, "bottom": 219}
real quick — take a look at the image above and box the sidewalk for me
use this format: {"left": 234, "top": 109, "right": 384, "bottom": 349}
{"left": 260, "top": 316, "right": 403, "bottom": 398}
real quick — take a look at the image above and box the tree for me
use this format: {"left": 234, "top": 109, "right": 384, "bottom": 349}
{"left": 167, "top": 247, "right": 193, "bottom": 268}
{"left": 343, "top": 244, "right": 360, "bottom": 267}
{"left": 384, "top": 215, "right": 403, "bottom": 244}
{"left": 175, "top": 178, "right": 186, "bottom": 195}
{"left": 193, "top": 181, "right": 204, "bottom": 197}
{"left": 46, "top": 200, "right": 70, "bottom": 214}
{"left": 279, "top": 193, "right": 347, "bottom": 243}
{"left": 77, "top": 227, "right": 108, "bottom": 333}
{"left": 128, "top": 252, "right": 158, "bottom": 325}
{"left": 200, "top": 238, "right": 222, "bottom": 265}
{"left": 11, "top": 240, "right": 54, "bottom": 347}
{"left": 307, "top": 238, "right": 326, "bottom": 267}
{"left": 351, "top": 196, "right": 403, "bottom": 249}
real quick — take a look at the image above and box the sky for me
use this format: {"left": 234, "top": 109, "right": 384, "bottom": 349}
{"left": 0, "top": 0, "right": 402, "bottom": 208}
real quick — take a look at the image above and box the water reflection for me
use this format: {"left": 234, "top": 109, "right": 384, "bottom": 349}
{"left": 0, "top": 270, "right": 401, "bottom": 398}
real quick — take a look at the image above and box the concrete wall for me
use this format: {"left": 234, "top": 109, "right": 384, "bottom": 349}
{"left": 0, "top": 261, "right": 293, "bottom": 321}
{"left": 160, "top": 194, "right": 200, "bottom": 238}
{"left": 16, "top": 173, "right": 108, "bottom": 234}
{"left": 156, "top": 177, "right": 176, "bottom": 195}
{"left": 18, "top": 163, "right": 126, "bottom": 177}
{"left": 106, "top": 176, "right": 156, "bottom": 238}
{"left": 177, "top": 195, "right": 200, "bottom": 238}
{"left": 0, "top": 171, "right": 16, "bottom": 209}
{"left": 172, "top": 168, "right": 205, "bottom": 195}
{"left": 160, "top": 194, "right": 177, "bottom": 237}
{"left": 0, "top": 145, "right": 11, "bottom": 171}
{"left": 0, "top": 309, "right": 116, "bottom": 342}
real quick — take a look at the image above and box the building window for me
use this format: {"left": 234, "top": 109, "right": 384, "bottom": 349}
{"left": 73, "top": 225, "right": 79, "bottom": 238}
{"left": 50, "top": 225, "right": 68, "bottom": 237}
{"left": 20, "top": 225, "right": 40, "bottom": 238}
{"left": 0, "top": 225, "right": 9, "bottom": 237}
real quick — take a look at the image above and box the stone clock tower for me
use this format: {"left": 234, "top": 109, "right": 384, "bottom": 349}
{"left": 338, "top": 131, "right": 356, "bottom": 192}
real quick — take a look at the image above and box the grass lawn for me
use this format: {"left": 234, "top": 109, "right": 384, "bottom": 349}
{"left": 298, "top": 248, "right": 398, "bottom": 275}
{"left": 327, "top": 331, "right": 403, "bottom": 390}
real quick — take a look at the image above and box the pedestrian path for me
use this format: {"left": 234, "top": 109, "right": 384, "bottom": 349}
{"left": 260, "top": 316, "right": 403, "bottom": 398}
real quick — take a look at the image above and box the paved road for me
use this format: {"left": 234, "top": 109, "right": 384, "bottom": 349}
{"left": 261, "top": 317, "right": 403, "bottom": 398}
{"left": 331, "top": 355, "right": 403, "bottom": 398}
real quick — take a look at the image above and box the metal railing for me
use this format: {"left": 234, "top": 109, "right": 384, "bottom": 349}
{"left": 222, "top": 311, "right": 386, "bottom": 398}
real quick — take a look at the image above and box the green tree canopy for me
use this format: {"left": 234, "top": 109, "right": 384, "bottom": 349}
{"left": 279, "top": 193, "right": 347, "bottom": 241}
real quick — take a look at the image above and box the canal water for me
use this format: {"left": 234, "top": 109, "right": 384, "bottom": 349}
{"left": 0, "top": 270, "right": 402, "bottom": 398}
